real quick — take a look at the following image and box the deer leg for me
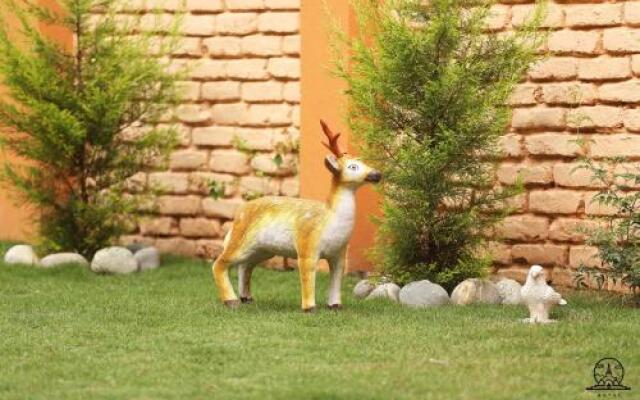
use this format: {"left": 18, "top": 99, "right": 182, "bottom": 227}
{"left": 212, "top": 257, "right": 239, "bottom": 308}
{"left": 327, "top": 248, "right": 346, "bottom": 310}
{"left": 297, "top": 256, "right": 318, "bottom": 312}
{"left": 238, "top": 264, "right": 255, "bottom": 303}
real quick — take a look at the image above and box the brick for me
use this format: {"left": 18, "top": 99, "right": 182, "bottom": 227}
{"left": 211, "top": 103, "right": 247, "bottom": 125}
{"left": 569, "top": 245, "right": 600, "bottom": 268}
{"left": 182, "top": 15, "right": 216, "bottom": 36}
{"left": 525, "top": 134, "right": 582, "bottom": 157}
{"left": 250, "top": 153, "right": 295, "bottom": 176}
{"left": 201, "top": 82, "right": 240, "bottom": 101}
{"left": 196, "top": 239, "right": 225, "bottom": 259}
{"left": 202, "top": 198, "right": 242, "bottom": 219}
{"left": 567, "top": 106, "right": 623, "bottom": 129}
{"left": 549, "top": 218, "right": 600, "bottom": 242}
{"left": 613, "top": 162, "right": 640, "bottom": 188}
{"left": 553, "top": 162, "right": 607, "bottom": 188}
{"left": 265, "top": 0, "right": 300, "bottom": 9}
{"left": 625, "top": 2, "right": 640, "bottom": 26}
{"left": 511, "top": 3, "right": 563, "bottom": 28}
{"left": 186, "top": 0, "right": 223, "bottom": 12}
{"left": 280, "top": 177, "right": 299, "bottom": 196}
{"left": 226, "top": 0, "right": 264, "bottom": 10}
{"left": 258, "top": 12, "right": 299, "bottom": 33}
{"left": 245, "top": 104, "right": 291, "bottom": 125}
{"left": 170, "top": 149, "right": 207, "bottom": 170}
{"left": 239, "top": 176, "right": 280, "bottom": 196}
{"left": 598, "top": 81, "right": 640, "bottom": 103}
{"left": 215, "top": 13, "right": 258, "bottom": 35}
{"left": 139, "top": 217, "right": 176, "bottom": 236}
{"left": 125, "top": 172, "right": 147, "bottom": 193}
{"left": 496, "top": 163, "right": 552, "bottom": 185}
{"left": 577, "top": 57, "right": 631, "bottom": 81}
{"left": 192, "top": 127, "right": 235, "bottom": 147}
{"left": 633, "top": 55, "right": 640, "bottom": 75}
{"left": 188, "top": 172, "right": 236, "bottom": 196}
{"left": 291, "top": 105, "right": 300, "bottom": 127}
{"left": 179, "top": 218, "right": 220, "bottom": 238}
{"left": 496, "top": 215, "right": 549, "bottom": 241}
{"left": 140, "top": 13, "right": 174, "bottom": 33}
{"left": 529, "top": 189, "right": 583, "bottom": 214}
{"left": 584, "top": 191, "right": 618, "bottom": 216}
{"left": 498, "top": 134, "right": 522, "bottom": 157}
{"left": 226, "top": 59, "right": 268, "bottom": 80}
{"left": 174, "top": 38, "right": 202, "bottom": 57}
{"left": 241, "top": 35, "right": 282, "bottom": 56}
{"left": 541, "top": 83, "right": 596, "bottom": 105}
{"left": 512, "top": 244, "right": 567, "bottom": 266}
{"left": 548, "top": 30, "right": 600, "bottom": 55}
{"left": 493, "top": 266, "right": 528, "bottom": 284}
{"left": 203, "top": 37, "right": 241, "bottom": 57}
{"left": 191, "top": 60, "right": 226, "bottom": 80}
{"left": 483, "top": 242, "right": 511, "bottom": 265}
{"left": 149, "top": 172, "right": 189, "bottom": 193}
{"left": 603, "top": 28, "right": 640, "bottom": 53}
{"left": 155, "top": 238, "right": 197, "bottom": 256}
{"left": 565, "top": 4, "right": 622, "bottom": 27}
{"left": 175, "top": 104, "right": 211, "bottom": 124}
{"left": 511, "top": 108, "right": 565, "bottom": 130}
{"left": 508, "top": 84, "right": 539, "bottom": 106}
{"left": 176, "top": 81, "right": 200, "bottom": 101}
{"left": 234, "top": 128, "right": 274, "bottom": 150}
{"left": 623, "top": 109, "right": 640, "bottom": 132}
{"left": 528, "top": 58, "right": 577, "bottom": 81}
{"left": 158, "top": 195, "right": 201, "bottom": 215}
{"left": 267, "top": 57, "right": 300, "bottom": 79}
{"left": 283, "top": 81, "right": 300, "bottom": 102}
{"left": 485, "top": 4, "right": 509, "bottom": 31}
{"left": 282, "top": 35, "right": 300, "bottom": 55}
{"left": 241, "top": 81, "right": 283, "bottom": 102}
{"left": 590, "top": 135, "right": 640, "bottom": 158}
{"left": 209, "top": 150, "right": 250, "bottom": 174}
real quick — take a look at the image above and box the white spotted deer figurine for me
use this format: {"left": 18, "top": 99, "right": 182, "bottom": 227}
{"left": 212, "top": 120, "right": 382, "bottom": 312}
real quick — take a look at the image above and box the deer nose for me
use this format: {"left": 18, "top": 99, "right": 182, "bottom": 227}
{"left": 365, "top": 171, "right": 382, "bottom": 183}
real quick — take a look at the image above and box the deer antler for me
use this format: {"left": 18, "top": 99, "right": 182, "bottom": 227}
{"left": 320, "top": 119, "right": 345, "bottom": 158}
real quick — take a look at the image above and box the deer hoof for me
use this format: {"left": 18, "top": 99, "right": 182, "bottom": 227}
{"left": 223, "top": 299, "right": 241, "bottom": 309}
{"left": 240, "top": 297, "right": 254, "bottom": 304}
{"left": 302, "top": 306, "right": 316, "bottom": 313}
{"left": 327, "top": 304, "right": 343, "bottom": 311}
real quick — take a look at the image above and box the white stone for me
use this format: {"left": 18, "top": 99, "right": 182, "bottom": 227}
{"left": 520, "top": 265, "right": 567, "bottom": 324}
{"left": 495, "top": 278, "right": 523, "bottom": 305}
{"left": 135, "top": 247, "right": 161, "bottom": 271}
{"left": 3, "top": 245, "right": 38, "bottom": 266}
{"left": 353, "top": 279, "right": 375, "bottom": 299}
{"left": 90, "top": 246, "right": 138, "bottom": 274}
{"left": 398, "top": 280, "right": 450, "bottom": 307}
{"left": 366, "top": 282, "right": 401, "bottom": 302}
{"left": 40, "top": 253, "right": 88, "bottom": 268}
{"left": 451, "top": 278, "right": 502, "bottom": 305}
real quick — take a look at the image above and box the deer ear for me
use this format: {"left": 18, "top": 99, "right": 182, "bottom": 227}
{"left": 324, "top": 155, "right": 341, "bottom": 176}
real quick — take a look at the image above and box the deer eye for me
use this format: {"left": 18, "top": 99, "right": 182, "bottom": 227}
{"left": 347, "top": 164, "right": 359, "bottom": 171}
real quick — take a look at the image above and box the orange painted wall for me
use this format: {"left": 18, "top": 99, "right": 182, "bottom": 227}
{"left": 0, "top": 0, "right": 71, "bottom": 241}
{"left": 300, "top": 0, "right": 381, "bottom": 271}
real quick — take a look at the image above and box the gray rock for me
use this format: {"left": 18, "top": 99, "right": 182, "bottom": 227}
{"left": 134, "top": 246, "right": 160, "bottom": 271}
{"left": 40, "top": 253, "right": 88, "bottom": 268}
{"left": 495, "top": 278, "right": 523, "bottom": 305}
{"left": 90, "top": 246, "right": 137, "bottom": 274}
{"left": 366, "top": 282, "right": 401, "bottom": 302}
{"left": 451, "top": 278, "right": 501, "bottom": 305}
{"left": 353, "top": 279, "right": 376, "bottom": 299}
{"left": 3, "top": 245, "right": 39, "bottom": 266}
{"left": 399, "top": 280, "right": 450, "bottom": 307}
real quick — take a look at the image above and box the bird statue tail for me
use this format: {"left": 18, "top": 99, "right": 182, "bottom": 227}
{"left": 559, "top": 298, "right": 567, "bottom": 305}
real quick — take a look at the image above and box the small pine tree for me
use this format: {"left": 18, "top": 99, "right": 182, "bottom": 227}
{"left": 335, "top": 0, "right": 544, "bottom": 290}
{"left": 0, "top": 0, "right": 182, "bottom": 257}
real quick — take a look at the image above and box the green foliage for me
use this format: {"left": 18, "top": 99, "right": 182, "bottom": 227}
{"left": 575, "top": 158, "right": 640, "bottom": 295}
{"left": 334, "top": 0, "right": 544, "bottom": 289}
{"left": 0, "top": 0, "right": 182, "bottom": 256}
{"left": 207, "top": 180, "right": 226, "bottom": 200}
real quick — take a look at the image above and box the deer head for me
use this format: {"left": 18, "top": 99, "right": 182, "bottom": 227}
{"left": 320, "top": 120, "right": 382, "bottom": 186}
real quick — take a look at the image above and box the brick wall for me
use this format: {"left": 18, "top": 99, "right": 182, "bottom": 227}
{"left": 490, "top": 0, "right": 640, "bottom": 286}
{"left": 120, "top": 0, "right": 301, "bottom": 258}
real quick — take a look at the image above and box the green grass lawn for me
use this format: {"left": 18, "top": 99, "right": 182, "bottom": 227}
{"left": 0, "top": 257, "right": 638, "bottom": 400}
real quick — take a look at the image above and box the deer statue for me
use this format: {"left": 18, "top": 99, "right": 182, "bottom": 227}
{"left": 212, "top": 120, "right": 382, "bottom": 312}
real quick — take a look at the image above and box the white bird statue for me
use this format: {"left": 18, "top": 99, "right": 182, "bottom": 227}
{"left": 520, "top": 265, "right": 567, "bottom": 324}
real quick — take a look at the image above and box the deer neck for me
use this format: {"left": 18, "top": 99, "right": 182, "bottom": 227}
{"left": 327, "top": 176, "right": 356, "bottom": 226}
